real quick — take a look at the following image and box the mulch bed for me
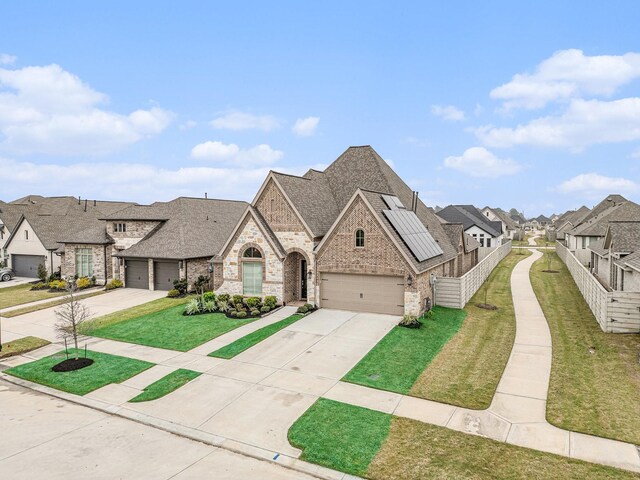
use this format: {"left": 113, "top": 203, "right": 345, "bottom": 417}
{"left": 476, "top": 303, "right": 499, "bottom": 310}
{"left": 542, "top": 270, "right": 559, "bottom": 273}
{"left": 52, "top": 358, "right": 94, "bottom": 372}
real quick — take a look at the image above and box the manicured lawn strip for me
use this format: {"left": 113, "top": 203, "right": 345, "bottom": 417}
{"left": 288, "top": 398, "right": 391, "bottom": 477}
{"left": 80, "top": 296, "right": 190, "bottom": 333}
{"left": 209, "top": 313, "right": 303, "bottom": 359}
{"left": 0, "top": 336, "right": 50, "bottom": 359}
{"left": 410, "top": 250, "right": 532, "bottom": 409}
{"left": 3, "top": 290, "right": 106, "bottom": 318}
{"left": 129, "top": 369, "right": 201, "bottom": 402}
{"left": 0, "top": 283, "right": 66, "bottom": 309}
{"left": 530, "top": 253, "right": 640, "bottom": 445}
{"left": 5, "top": 349, "right": 154, "bottom": 395}
{"left": 342, "top": 307, "right": 466, "bottom": 394}
{"left": 290, "top": 399, "right": 636, "bottom": 479}
{"left": 87, "top": 304, "right": 257, "bottom": 351}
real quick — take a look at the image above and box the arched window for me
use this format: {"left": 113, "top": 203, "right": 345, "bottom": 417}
{"left": 243, "top": 247, "right": 262, "bottom": 258}
{"left": 355, "top": 229, "right": 365, "bottom": 248}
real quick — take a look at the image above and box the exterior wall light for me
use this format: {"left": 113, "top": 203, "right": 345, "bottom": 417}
{"left": 406, "top": 274, "right": 413, "bottom": 286}
{"left": 307, "top": 269, "right": 313, "bottom": 280}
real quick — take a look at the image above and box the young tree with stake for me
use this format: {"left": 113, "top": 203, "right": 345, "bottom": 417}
{"left": 54, "top": 278, "right": 91, "bottom": 360}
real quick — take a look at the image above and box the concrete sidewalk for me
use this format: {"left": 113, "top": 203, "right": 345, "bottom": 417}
{"left": 323, "top": 249, "right": 640, "bottom": 474}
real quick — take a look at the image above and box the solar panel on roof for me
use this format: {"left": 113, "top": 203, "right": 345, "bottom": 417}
{"left": 383, "top": 209, "right": 444, "bottom": 262}
{"left": 381, "top": 194, "right": 405, "bottom": 211}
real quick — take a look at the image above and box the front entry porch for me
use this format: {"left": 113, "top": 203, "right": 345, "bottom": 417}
{"left": 283, "top": 251, "right": 308, "bottom": 305}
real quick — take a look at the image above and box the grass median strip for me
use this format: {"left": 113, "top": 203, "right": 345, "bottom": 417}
{"left": 289, "top": 399, "right": 637, "bottom": 479}
{"left": 0, "top": 336, "right": 51, "bottom": 359}
{"left": 343, "top": 307, "right": 466, "bottom": 394}
{"left": 530, "top": 252, "right": 640, "bottom": 445}
{"left": 129, "top": 368, "right": 201, "bottom": 402}
{"left": 3, "top": 290, "right": 106, "bottom": 318}
{"left": 209, "top": 313, "right": 303, "bottom": 359}
{"left": 5, "top": 349, "right": 154, "bottom": 395}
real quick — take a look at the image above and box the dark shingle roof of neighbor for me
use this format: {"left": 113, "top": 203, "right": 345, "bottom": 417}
{"left": 535, "top": 214, "right": 551, "bottom": 223}
{"left": 618, "top": 251, "right": 640, "bottom": 273}
{"left": 114, "top": 197, "right": 248, "bottom": 260}
{"left": 436, "top": 205, "right": 503, "bottom": 237}
{"left": 441, "top": 222, "right": 481, "bottom": 253}
{"left": 581, "top": 194, "right": 627, "bottom": 224}
{"left": 605, "top": 221, "right": 640, "bottom": 254}
{"left": 492, "top": 208, "right": 518, "bottom": 230}
{"left": 588, "top": 238, "right": 608, "bottom": 257}
{"left": 569, "top": 200, "right": 640, "bottom": 237}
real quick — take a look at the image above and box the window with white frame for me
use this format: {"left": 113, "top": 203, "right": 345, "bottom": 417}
{"left": 113, "top": 223, "right": 127, "bottom": 233}
{"left": 75, "top": 248, "right": 93, "bottom": 277}
{"left": 243, "top": 262, "right": 262, "bottom": 295}
{"left": 486, "top": 238, "right": 492, "bottom": 248}
{"left": 355, "top": 229, "right": 365, "bottom": 248}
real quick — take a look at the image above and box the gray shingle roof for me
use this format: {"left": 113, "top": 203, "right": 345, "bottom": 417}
{"left": 114, "top": 197, "right": 248, "bottom": 260}
{"left": 618, "top": 251, "right": 640, "bottom": 273}
{"left": 491, "top": 208, "right": 518, "bottom": 230}
{"left": 604, "top": 221, "right": 640, "bottom": 254}
{"left": 588, "top": 238, "right": 608, "bottom": 257}
{"left": 436, "top": 205, "right": 503, "bottom": 237}
{"left": 568, "top": 201, "right": 640, "bottom": 237}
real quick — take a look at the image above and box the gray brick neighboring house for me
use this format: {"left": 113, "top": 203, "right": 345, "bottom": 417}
{"left": 85, "top": 197, "right": 248, "bottom": 291}
{"left": 218, "top": 145, "right": 479, "bottom": 316}
{"left": 2, "top": 196, "right": 134, "bottom": 279}
{"left": 590, "top": 221, "right": 640, "bottom": 292}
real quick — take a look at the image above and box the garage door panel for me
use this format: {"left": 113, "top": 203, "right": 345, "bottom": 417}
{"left": 320, "top": 273, "right": 404, "bottom": 315}
{"left": 12, "top": 254, "right": 46, "bottom": 278}
{"left": 154, "top": 261, "right": 179, "bottom": 291}
{"left": 125, "top": 260, "right": 149, "bottom": 289}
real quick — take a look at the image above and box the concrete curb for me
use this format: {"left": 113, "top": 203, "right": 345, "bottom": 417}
{"left": 0, "top": 373, "right": 358, "bottom": 480}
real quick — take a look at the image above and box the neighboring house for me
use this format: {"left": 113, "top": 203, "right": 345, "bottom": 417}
{"left": 565, "top": 195, "right": 640, "bottom": 266}
{"left": 3, "top": 196, "right": 134, "bottom": 279}
{"left": 534, "top": 214, "right": 551, "bottom": 227}
{"left": 553, "top": 205, "right": 590, "bottom": 241}
{"left": 60, "top": 197, "right": 247, "bottom": 290}
{"left": 508, "top": 209, "right": 526, "bottom": 225}
{"left": 590, "top": 221, "right": 640, "bottom": 292}
{"left": 481, "top": 206, "right": 519, "bottom": 240}
{"left": 0, "top": 200, "right": 34, "bottom": 266}
{"left": 217, "top": 146, "right": 479, "bottom": 316}
{"left": 437, "top": 205, "right": 504, "bottom": 252}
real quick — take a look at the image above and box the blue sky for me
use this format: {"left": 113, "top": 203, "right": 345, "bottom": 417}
{"left": 1, "top": 1, "right": 640, "bottom": 216}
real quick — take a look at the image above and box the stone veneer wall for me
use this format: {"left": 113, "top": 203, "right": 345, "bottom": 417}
{"left": 219, "top": 217, "right": 283, "bottom": 301}
{"left": 61, "top": 244, "right": 112, "bottom": 285}
{"left": 107, "top": 220, "right": 161, "bottom": 249}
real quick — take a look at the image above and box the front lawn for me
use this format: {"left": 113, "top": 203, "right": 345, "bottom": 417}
{"left": 3, "top": 290, "right": 107, "bottom": 318}
{"left": 290, "top": 399, "right": 637, "bottom": 479}
{"left": 5, "top": 349, "right": 153, "bottom": 395}
{"left": 129, "top": 368, "right": 201, "bottom": 402}
{"left": 410, "top": 250, "right": 531, "bottom": 408}
{"left": 343, "top": 307, "right": 466, "bottom": 394}
{"left": 209, "top": 313, "right": 303, "bottom": 359}
{"left": 0, "top": 336, "right": 51, "bottom": 359}
{"left": 0, "top": 283, "right": 66, "bottom": 309}
{"left": 530, "top": 253, "right": 640, "bottom": 445}
{"left": 86, "top": 304, "right": 257, "bottom": 351}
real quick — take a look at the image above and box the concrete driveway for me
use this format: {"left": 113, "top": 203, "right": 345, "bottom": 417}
{"left": 123, "top": 309, "right": 399, "bottom": 456}
{"left": 0, "top": 381, "right": 315, "bottom": 479}
{"left": 1, "top": 288, "right": 166, "bottom": 343}
{"left": 0, "top": 276, "right": 33, "bottom": 289}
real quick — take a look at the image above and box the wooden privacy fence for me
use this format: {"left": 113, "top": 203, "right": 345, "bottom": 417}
{"left": 435, "top": 241, "right": 512, "bottom": 309}
{"left": 557, "top": 242, "right": 640, "bottom": 333}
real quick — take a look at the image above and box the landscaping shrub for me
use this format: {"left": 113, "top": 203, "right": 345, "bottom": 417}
{"left": 398, "top": 314, "right": 422, "bottom": 329}
{"left": 37, "top": 263, "right": 48, "bottom": 282}
{"left": 217, "top": 293, "right": 230, "bottom": 303}
{"left": 30, "top": 282, "right": 49, "bottom": 291}
{"left": 229, "top": 310, "right": 237, "bottom": 318}
{"left": 246, "top": 296, "right": 261, "bottom": 309}
{"left": 105, "top": 279, "right": 123, "bottom": 290}
{"left": 234, "top": 303, "right": 245, "bottom": 312}
{"left": 250, "top": 308, "right": 260, "bottom": 317}
{"left": 236, "top": 311, "right": 247, "bottom": 319}
{"left": 76, "top": 277, "right": 92, "bottom": 289}
{"left": 232, "top": 295, "right": 243, "bottom": 306}
{"left": 167, "top": 289, "right": 181, "bottom": 298}
{"left": 202, "top": 300, "right": 217, "bottom": 313}
{"left": 202, "top": 291, "right": 216, "bottom": 303}
{"left": 184, "top": 298, "right": 202, "bottom": 316}
{"left": 49, "top": 280, "right": 67, "bottom": 291}
{"left": 260, "top": 305, "right": 271, "bottom": 314}
{"left": 194, "top": 275, "right": 210, "bottom": 293}
{"left": 173, "top": 278, "right": 188, "bottom": 295}
{"left": 217, "top": 299, "right": 230, "bottom": 312}
{"left": 297, "top": 305, "right": 309, "bottom": 314}
{"left": 263, "top": 295, "right": 277, "bottom": 309}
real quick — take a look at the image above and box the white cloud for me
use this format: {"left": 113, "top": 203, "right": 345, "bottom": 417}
{"left": 444, "top": 147, "right": 522, "bottom": 178}
{"left": 475, "top": 98, "right": 640, "bottom": 151}
{"left": 0, "top": 54, "right": 16, "bottom": 65}
{"left": 431, "top": 104, "right": 466, "bottom": 121}
{"left": 179, "top": 120, "right": 197, "bottom": 130}
{"left": 556, "top": 173, "right": 639, "bottom": 196}
{"left": 491, "top": 49, "right": 640, "bottom": 110}
{"left": 630, "top": 148, "right": 640, "bottom": 159}
{"left": 292, "top": 116, "right": 320, "bottom": 136}
{"left": 0, "top": 63, "right": 172, "bottom": 155}
{"left": 191, "top": 141, "right": 283, "bottom": 166}
{"left": 210, "top": 111, "right": 279, "bottom": 131}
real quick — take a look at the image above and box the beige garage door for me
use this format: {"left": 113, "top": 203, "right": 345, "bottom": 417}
{"left": 320, "top": 273, "right": 405, "bottom": 315}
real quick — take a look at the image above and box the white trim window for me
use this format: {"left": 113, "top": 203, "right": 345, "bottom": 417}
{"left": 75, "top": 248, "right": 93, "bottom": 277}
{"left": 243, "top": 262, "right": 262, "bottom": 295}
{"left": 113, "top": 223, "right": 127, "bottom": 233}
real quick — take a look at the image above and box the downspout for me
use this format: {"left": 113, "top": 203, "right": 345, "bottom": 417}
{"left": 104, "top": 245, "right": 108, "bottom": 286}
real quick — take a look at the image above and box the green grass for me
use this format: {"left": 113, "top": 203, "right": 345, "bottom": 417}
{"left": 288, "top": 398, "right": 391, "bottom": 477}
{"left": 2, "top": 290, "right": 107, "bottom": 317}
{"left": 129, "top": 368, "right": 201, "bottom": 402}
{"left": 290, "top": 399, "right": 637, "bottom": 479}
{"left": 5, "top": 349, "right": 153, "bottom": 395}
{"left": 86, "top": 304, "right": 257, "bottom": 351}
{"left": 0, "top": 283, "right": 66, "bottom": 309}
{"left": 530, "top": 252, "right": 640, "bottom": 445}
{"left": 0, "top": 336, "right": 50, "bottom": 358}
{"left": 409, "top": 250, "right": 531, "bottom": 409}
{"left": 209, "top": 313, "right": 303, "bottom": 359}
{"left": 342, "top": 307, "right": 466, "bottom": 394}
